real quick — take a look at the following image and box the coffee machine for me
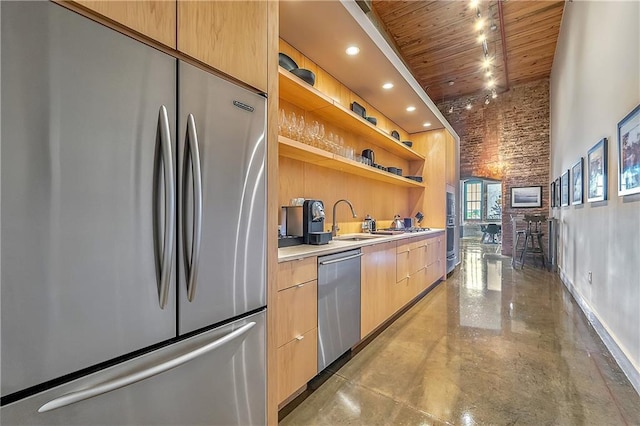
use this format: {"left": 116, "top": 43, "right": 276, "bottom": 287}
{"left": 303, "top": 199, "right": 332, "bottom": 245}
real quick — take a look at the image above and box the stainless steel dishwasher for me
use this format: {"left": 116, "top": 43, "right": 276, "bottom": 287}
{"left": 317, "top": 249, "right": 362, "bottom": 371}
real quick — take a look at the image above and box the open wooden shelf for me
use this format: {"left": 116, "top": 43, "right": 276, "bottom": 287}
{"left": 279, "top": 68, "right": 425, "bottom": 162}
{"left": 278, "top": 136, "right": 425, "bottom": 188}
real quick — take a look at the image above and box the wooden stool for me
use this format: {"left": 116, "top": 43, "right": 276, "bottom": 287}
{"left": 514, "top": 215, "right": 546, "bottom": 269}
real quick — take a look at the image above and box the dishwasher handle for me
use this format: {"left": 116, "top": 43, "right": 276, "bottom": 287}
{"left": 318, "top": 252, "right": 363, "bottom": 265}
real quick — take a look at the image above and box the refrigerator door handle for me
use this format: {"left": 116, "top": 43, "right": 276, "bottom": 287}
{"left": 153, "top": 105, "right": 176, "bottom": 309}
{"left": 182, "top": 114, "right": 203, "bottom": 302}
{"left": 38, "top": 321, "right": 257, "bottom": 413}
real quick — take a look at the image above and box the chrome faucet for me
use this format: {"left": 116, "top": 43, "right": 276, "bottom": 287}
{"left": 332, "top": 199, "right": 357, "bottom": 237}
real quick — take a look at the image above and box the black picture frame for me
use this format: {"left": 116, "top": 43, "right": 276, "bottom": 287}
{"left": 617, "top": 104, "right": 640, "bottom": 196}
{"left": 555, "top": 177, "right": 561, "bottom": 207}
{"left": 571, "top": 157, "right": 584, "bottom": 205}
{"left": 550, "top": 181, "right": 556, "bottom": 208}
{"left": 587, "top": 138, "right": 608, "bottom": 202}
{"left": 510, "top": 186, "right": 542, "bottom": 208}
{"left": 561, "top": 170, "right": 570, "bottom": 206}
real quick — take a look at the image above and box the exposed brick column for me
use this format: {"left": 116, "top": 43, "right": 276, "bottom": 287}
{"left": 438, "top": 80, "right": 550, "bottom": 256}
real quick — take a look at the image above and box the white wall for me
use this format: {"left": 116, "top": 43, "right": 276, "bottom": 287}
{"left": 550, "top": 0, "right": 640, "bottom": 387}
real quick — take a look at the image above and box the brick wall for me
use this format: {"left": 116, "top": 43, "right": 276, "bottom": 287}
{"left": 438, "top": 79, "right": 550, "bottom": 256}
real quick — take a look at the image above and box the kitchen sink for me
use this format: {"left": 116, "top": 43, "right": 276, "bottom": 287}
{"left": 334, "top": 234, "right": 384, "bottom": 241}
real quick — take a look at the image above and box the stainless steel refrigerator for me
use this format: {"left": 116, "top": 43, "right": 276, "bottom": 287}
{"left": 1, "top": 2, "right": 267, "bottom": 424}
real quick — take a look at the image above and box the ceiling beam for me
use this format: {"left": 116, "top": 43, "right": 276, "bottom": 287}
{"left": 498, "top": 0, "right": 510, "bottom": 92}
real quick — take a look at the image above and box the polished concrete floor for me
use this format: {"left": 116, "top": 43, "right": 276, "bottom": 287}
{"left": 280, "top": 240, "right": 640, "bottom": 425}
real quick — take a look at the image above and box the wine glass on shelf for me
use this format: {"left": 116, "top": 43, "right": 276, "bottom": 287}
{"left": 278, "top": 109, "right": 287, "bottom": 137}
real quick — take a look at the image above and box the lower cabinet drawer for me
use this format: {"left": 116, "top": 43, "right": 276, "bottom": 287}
{"left": 276, "top": 280, "right": 317, "bottom": 347}
{"left": 277, "top": 328, "right": 317, "bottom": 404}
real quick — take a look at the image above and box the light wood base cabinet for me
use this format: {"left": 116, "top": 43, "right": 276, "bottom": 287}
{"left": 277, "top": 328, "right": 317, "bottom": 404}
{"left": 276, "top": 281, "right": 317, "bottom": 348}
{"left": 361, "top": 241, "right": 396, "bottom": 339}
{"left": 276, "top": 258, "right": 318, "bottom": 404}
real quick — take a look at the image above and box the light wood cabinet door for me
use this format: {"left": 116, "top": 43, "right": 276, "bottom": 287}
{"left": 277, "top": 328, "right": 317, "bottom": 404}
{"left": 277, "top": 257, "right": 317, "bottom": 291}
{"left": 177, "top": 1, "right": 267, "bottom": 91}
{"left": 409, "top": 244, "right": 425, "bottom": 276}
{"left": 396, "top": 241, "right": 411, "bottom": 283}
{"left": 71, "top": 0, "right": 176, "bottom": 48}
{"left": 361, "top": 241, "right": 396, "bottom": 338}
{"left": 276, "top": 280, "right": 317, "bottom": 347}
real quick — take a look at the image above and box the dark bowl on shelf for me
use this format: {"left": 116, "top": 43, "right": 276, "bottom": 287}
{"left": 290, "top": 68, "right": 316, "bottom": 86}
{"left": 365, "top": 116, "right": 377, "bottom": 126}
{"left": 405, "top": 175, "right": 423, "bottom": 182}
{"left": 278, "top": 52, "right": 298, "bottom": 71}
{"left": 401, "top": 140, "right": 413, "bottom": 148}
{"left": 391, "top": 130, "right": 400, "bottom": 140}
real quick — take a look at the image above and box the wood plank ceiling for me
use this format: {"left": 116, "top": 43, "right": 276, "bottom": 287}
{"left": 372, "top": 0, "right": 565, "bottom": 103}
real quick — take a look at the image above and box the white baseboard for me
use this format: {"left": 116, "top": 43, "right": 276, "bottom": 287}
{"left": 559, "top": 269, "right": 640, "bottom": 396}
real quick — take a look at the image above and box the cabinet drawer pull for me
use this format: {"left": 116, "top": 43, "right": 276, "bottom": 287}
{"left": 296, "top": 283, "right": 305, "bottom": 288}
{"left": 295, "top": 335, "right": 304, "bottom": 341}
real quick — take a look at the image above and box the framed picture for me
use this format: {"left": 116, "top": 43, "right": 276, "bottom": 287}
{"left": 555, "top": 177, "right": 561, "bottom": 207}
{"left": 550, "top": 181, "right": 556, "bottom": 208}
{"left": 561, "top": 170, "right": 570, "bottom": 206}
{"left": 587, "top": 138, "right": 608, "bottom": 202}
{"left": 510, "top": 186, "right": 542, "bottom": 208}
{"left": 618, "top": 104, "right": 640, "bottom": 196}
{"left": 571, "top": 158, "right": 584, "bottom": 205}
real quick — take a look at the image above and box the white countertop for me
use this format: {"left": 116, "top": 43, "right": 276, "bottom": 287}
{"left": 278, "top": 229, "right": 445, "bottom": 262}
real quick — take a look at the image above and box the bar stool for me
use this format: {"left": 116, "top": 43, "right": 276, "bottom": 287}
{"left": 514, "top": 215, "right": 546, "bottom": 269}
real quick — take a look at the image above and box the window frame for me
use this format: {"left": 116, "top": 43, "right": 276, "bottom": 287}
{"left": 463, "top": 180, "right": 483, "bottom": 221}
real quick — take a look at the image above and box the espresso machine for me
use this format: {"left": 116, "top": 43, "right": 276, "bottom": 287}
{"left": 303, "top": 199, "right": 332, "bottom": 245}
{"left": 278, "top": 199, "right": 332, "bottom": 247}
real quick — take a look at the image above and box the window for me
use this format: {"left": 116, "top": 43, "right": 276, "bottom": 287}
{"left": 464, "top": 181, "right": 482, "bottom": 220}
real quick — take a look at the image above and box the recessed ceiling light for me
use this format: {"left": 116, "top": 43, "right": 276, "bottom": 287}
{"left": 490, "top": 22, "right": 498, "bottom": 31}
{"left": 485, "top": 96, "right": 490, "bottom": 105}
{"left": 382, "top": 82, "right": 394, "bottom": 90}
{"left": 345, "top": 46, "right": 360, "bottom": 56}
{"left": 477, "top": 33, "right": 486, "bottom": 43}
{"left": 485, "top": 71, "right": 492, "bottom": 78}
{"left": 466, "top": 102, "right": 472, "bottom": 110}
{"left": 470, "top": 0, "right": 479, "bottom": 8}
{"left": 423, "top": 122, "right": 432, "bottom": 127}
{"left": 492, "top": 90, "right": 498, "bottom": 99}
{"left": 475, "top": 19, "right": 485, "bottom": 31}
{"left": 487, "top": 79, "right": 495, "bottom": 88}
{"left": 448, "top": 81, "right": 455, "bottom": 86}
{"left": 406, "top": 106, "right": 416, "bottom": 112}
{"left": 482, "top": 57, "right": 492, "bottom": 68}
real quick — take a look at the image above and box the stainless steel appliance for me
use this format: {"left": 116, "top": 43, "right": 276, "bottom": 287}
{"left": 1, "top": 2, "right": 266, "bottom": 424}
{"left": 446, "top": 190, "right": 457, "bottom": 273}
{"left": 317, "top": 249, "right": 362, "bottom": 371}
{"left": 279, "top": 206, "right": 304, "bottom": 247}
{"left": 304, "top": 199, "right": 332, "bottom": 245}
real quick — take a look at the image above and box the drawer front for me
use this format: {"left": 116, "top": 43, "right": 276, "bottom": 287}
{"left": 396, "top": 240, "right": 411, "bottom": 254}
{"left": 277, "top": 257, "right": 317, "bottom": 291}
{"left": 396, "top": 250, "right": 410, "bottom": 283}
{"left": 409, "top": 245, "right": 425, "bottom": 276}
{"left": 277, "top": 328, "right": 317, "bottom": 404}
{"left": 276, "top": 280, "right": 317, "bottom": 347}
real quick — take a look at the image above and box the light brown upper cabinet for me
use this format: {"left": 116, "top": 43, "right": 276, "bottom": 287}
{"left": 178, "top": 1, "right": 267, "bottom": 92}
{"left": 71, "top": 1, "right": 177, "bottom": 48}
